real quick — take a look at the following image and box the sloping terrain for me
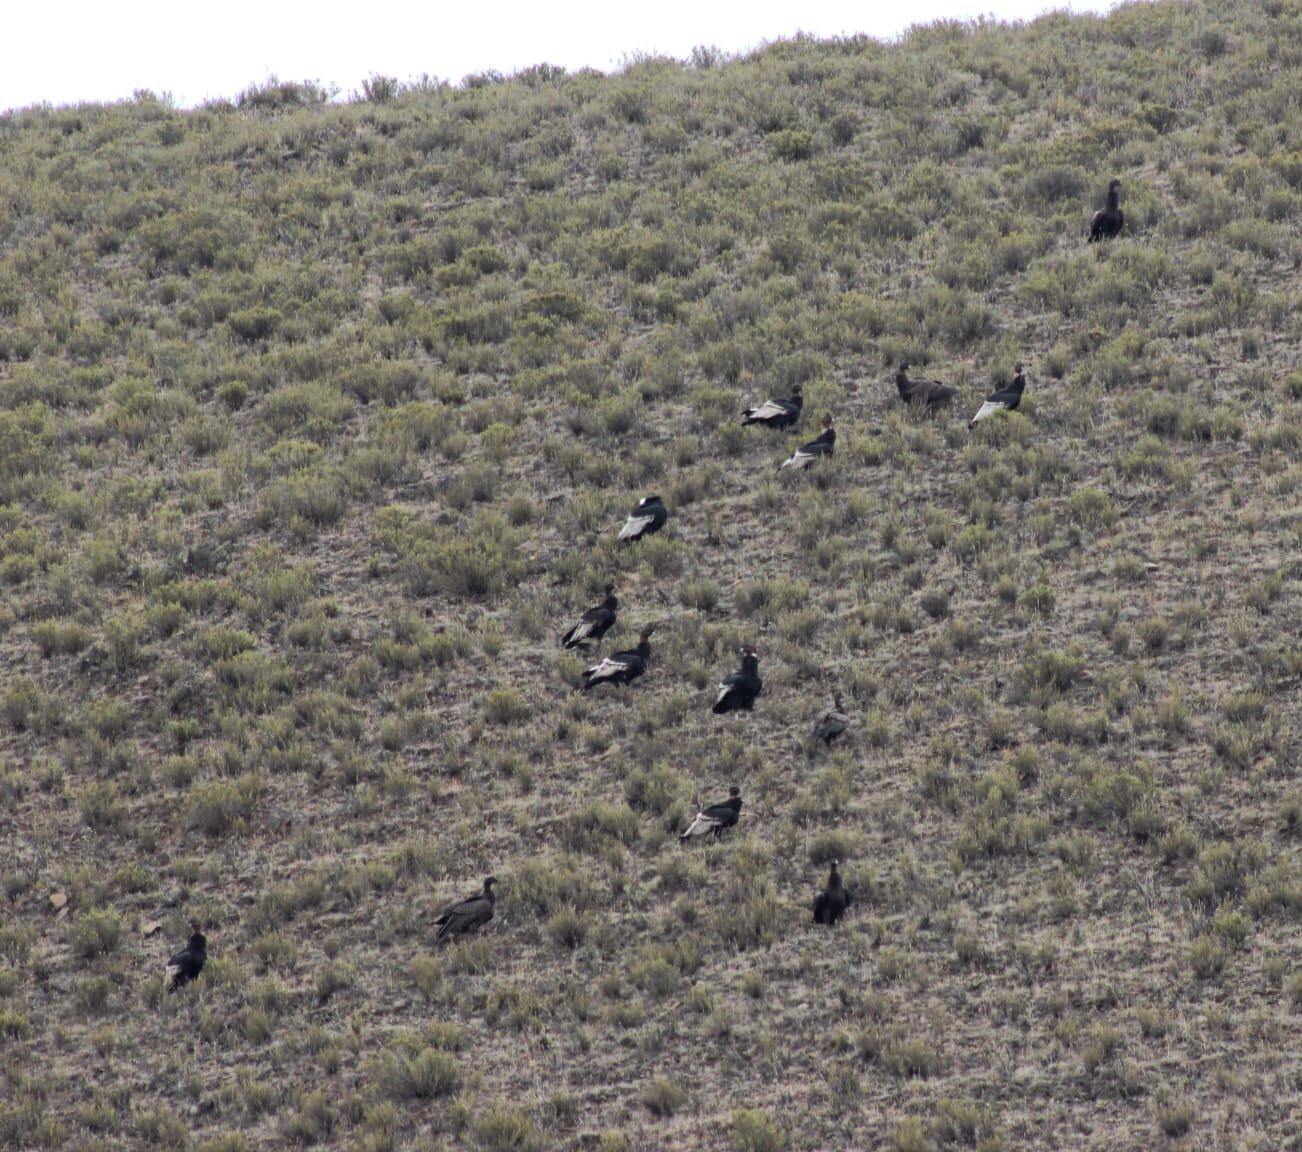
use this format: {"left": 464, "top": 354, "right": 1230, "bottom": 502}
{"left": 0, "top": 3, "right": 1299, "bottom": 1149}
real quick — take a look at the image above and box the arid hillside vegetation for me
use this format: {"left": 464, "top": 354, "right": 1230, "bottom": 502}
{"left": 0, "top": 2, "right": 1299, "bottom": 1150}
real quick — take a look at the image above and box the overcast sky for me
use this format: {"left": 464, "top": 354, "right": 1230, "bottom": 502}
{"left": 5, "top": 0, "right": 1120, "bottom": 114}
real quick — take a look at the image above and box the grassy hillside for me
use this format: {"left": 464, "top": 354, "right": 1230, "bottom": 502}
{"left": 1, "top": 2, "right": 1300, "bottom": 1149}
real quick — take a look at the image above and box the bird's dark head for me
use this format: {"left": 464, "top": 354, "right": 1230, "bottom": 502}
{"left": 898, "top": 362, "right": 910, "bottom": 374}
{"left": 728, "top": 785, "right": 741, "bottom": 799}
{"left": 1109, "top": 178, "right": 1122, "bottom": 191}
{"left": 639, "top": 625, "right": 657, "bottom": 641}
{"left": 820, "top": 415, "right": 833, "bottom": 430}
{"left": 1014, "top": 362, "right": 1024, "bottom": 375}
{"left": 189, "top": 922, "right": 206, "bottom": 945}
{"left": 833, "top": 691, "right": 844, "bottom": 708}
{"left": 828, "top": 860, "right": 842, "bottom": 882}
{"left": 603, "top": 582, "right": 616, "bottom": 595}
{"left": 791, "top": 383, "right": 803, "bottom": 394}
{"left": 483, "top": 876, "right": 497, "bottom": 893}
{"left": 640, "top": 495, "right": 661, "bottom": 508}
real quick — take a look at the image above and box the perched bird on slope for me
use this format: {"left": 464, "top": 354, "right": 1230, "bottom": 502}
{"left": 743, "top": 383, "right": 803, "bottom": 430}
{"left": 712, "top": 646, "right": 762, "bottom": 714}
{"left": 1089, "top": 178, "right": 1125, "bottom": 242}
{"left": 680, "top": 786, "right": 743, "bottom": 842}
{"left": 968, "top": 364, "right": 1028, "bottom": 429}
{"left": 561, "top": 584, "right": 618, "bottom": 649}
{"left": 812, "top": 692, "right": 850, "bottom": 747}
{"left": 618, "top": 495, "right": 668, "bottom": 542}
{"left": 813, "top": 861, "right": 852, "bottom": 926}
{"left": 165, "top": 924, "right": 207, "bottom": 989}
{"left": 581, "top": 626, "right": 655, "bottom": 690}
{"left": 780, "top": 415, "right": 836, "bottom": 470}
{"left": 434, "top": 876, "right": 496, "bottom": 945}
{"left": 896, "top": 364, "right": 958, "bottom": 407}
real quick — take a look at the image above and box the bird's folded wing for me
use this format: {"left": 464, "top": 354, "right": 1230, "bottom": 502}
{"left": 970, "top": 400, "right": 1004, "bottom": 424}
{"left": 618, "top": 515, "right": 653, "bottom": 539}
{"left": 746, "top": 400, "right": 787, "bottom": 420}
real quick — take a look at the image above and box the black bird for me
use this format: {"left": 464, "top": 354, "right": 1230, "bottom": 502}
{"left": 618, "top": 495, "right": 668, "bottom": 542}
{"left": 743, "top": 383, "right": 803, "bottom": 430}
{"left": 680, "top": 786, "right": 743, "bottom": 842}
{"left": 1089, "top": 179, "right": 1124, "bottom": 242}
{"left": 896, "top": 363, "right": 958, "bottom": 407}
{"left": 969, "top": 363, "right": 1028, "bottom": 428}
{"left": 561, "top": 584, "right": 618, "bottom": 649}
{"left": 712, "top": 646, "right": 762, "bottom": 713}
{"left": 581, "top": 626, "right": 655, "bottom": 690}
{"left": 434, "top": 876, "right": 497, "bottom": 945}
{"left": 165, "top": 924, "right": 207, "bottom": 989}
{"left": 812, "top": 861, "right": 852, "bottom": 926}
{"left": 780, "top": 415, "right": 836, "bottom": 470}
{"left": 812, "top": 693, "right": 850, "bottom": 747}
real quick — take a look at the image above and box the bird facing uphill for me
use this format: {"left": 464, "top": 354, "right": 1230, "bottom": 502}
{"left": 712, "top": 646, "right": 762, "bottom": 713}
{"left": 780, "top": 415, "right": 836, "bottom": 470}
{"left": 618, "top": 496, "right": 667, "bottom": 542}
{"left": 680, "top": 786, "right": 743, "bottom": 841}
{"left": 561, "top": 584, "right": 618, "bottom": 649}
{"left": 434, "top": 876, "right": 496, "bottom": 945}
{"left": 1089, "top": 179, "right": 1124, "bottom": 242}
{"left": 813, "top": 862, "right": 852, "bottom": 926}
{"left": 581, "top": 626, "right": 655, "bottom": 690}
{"left": 743, "top": 383, "right": 803, "bottom": 430}
{"left": 165, "top": 924, "right": 207, "bottom": 989}
{"left": 812, "top": 693, "right": 850, "bottom": 747}
{"left": 896, "top": 364, "right": 958, "bottom": 407}
{"left": 968, "top": 364, "right": 1028, "bottom": 429}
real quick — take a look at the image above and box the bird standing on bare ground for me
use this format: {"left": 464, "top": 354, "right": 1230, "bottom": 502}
{"left": 1089, "top": 178, "right": 1125, "bottom": 242}
{"left": 813, "top": 862, "right": 852, "bottom": 926}
{"left": 561, "top": 583, "right": 618, "bottom": 649}
{"left": 969, "top": 364, "right": 1028, "bottom": 428}
{"left": 812, "top": 693, "right": 850, "bottom": 747}
{"left": 434, "top": 877, "right": 497, "bottom": 945}
{"left": 680, "top": 786, "right": 743, "bottom": 842}
{"left": 165, "top": 923, "right": 207, "bottom": 989}
{"left": 896, "top": 363, "right": 958, "bottom": 407}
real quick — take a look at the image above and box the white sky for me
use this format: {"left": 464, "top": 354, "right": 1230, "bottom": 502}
{"left": 4, "top": 0, "right": 1119, "bottom": 114}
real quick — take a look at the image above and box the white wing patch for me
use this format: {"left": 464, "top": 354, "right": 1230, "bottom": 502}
{"left": 586, "top": 657, "right": 625, "bottom": 682}
{"left": 680, "top": 813, "right": 716, "bottom": 838}
{"left": 746, "top": 400, "right": 787, "bottom": 421}
{"left": 781, "top": 450, "right": 812, "bottom": 470}
{"left": 619, "top": 514, "right": 654, "bottom": 540}
{"left": 969, "top": 399, "right": 1007, "bottom": 426}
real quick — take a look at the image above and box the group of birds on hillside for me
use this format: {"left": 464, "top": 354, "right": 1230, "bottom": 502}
{"left": 163, "top": 182, "right": 1129, "bottom": 987}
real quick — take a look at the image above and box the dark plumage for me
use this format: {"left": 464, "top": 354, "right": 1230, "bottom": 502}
{"left": 561, "top": 584, "right": 618, "bottom": 649}
{"left": 434, "top": 876, "right": 496, "bottom": 945}
{"left": 680, "top": 786, "right": 743, "bottom": 841}
{"left": 812, "top": 693, "right": 850, "bottom": 747}
{"left": 165, "top": 924, "right": 207, "bottom": 989}
{"left": 968, "top": 364, "right": 1028, "bottom": 428}
{"left": 896, "top": 364, "right": 958, "bottom": 407}
{"left": 743, "top": 383, "right": 803, "bottom": 430}
{"left": 812, "top": 861, "right": 852, "bottom": 926}
{"left": 618, "top": 495, "right": 667, "bottom": 542}
{"left": 780, "top": 415, "right": 836, "bottom": 470}
{"left": 712, "top": 646, "right": 762, "bottom": 714}
{"left": 581, "top": 626, "right": 654, "bottom": 690}
{"left": 1089, "top": 179, "right": 1124, "bottom": 242}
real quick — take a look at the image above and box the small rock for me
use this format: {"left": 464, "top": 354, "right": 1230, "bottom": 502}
{"left": 50, "top": 891, "right": 68, "bottom": 911}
